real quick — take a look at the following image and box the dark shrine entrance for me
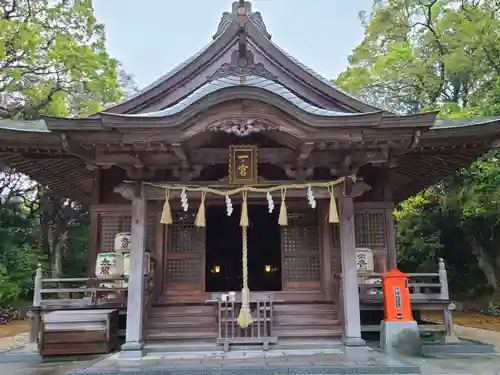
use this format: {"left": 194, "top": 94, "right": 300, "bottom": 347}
{"left": 205, "top": 204, "right": 282, "bottom": 292}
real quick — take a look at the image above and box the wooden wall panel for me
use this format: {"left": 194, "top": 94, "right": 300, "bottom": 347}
{"left": 331, "top": 202, "right": 391, "bottom": 279}
{"left": 89, "top": 205, "right": 158, "bottom": 277}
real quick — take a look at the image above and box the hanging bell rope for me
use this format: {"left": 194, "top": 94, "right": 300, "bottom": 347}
{"left": 327, "top": 186, "right": 339, "bottom": 224}
{"left": 278, "top": 188, "right": 288, "bottom": 226}
{"left": 160, "top": 188, "right": 172, "bottom": 225}
{"left": 194, "top": 191, "right": 207, "bottom": 227}
{"left": 237, "top": 191, "right": 253, "bottom": 328}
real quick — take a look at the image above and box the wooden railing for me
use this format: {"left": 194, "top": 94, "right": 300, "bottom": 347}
{"left": 207, "top": 296, "right": 278, "bottom": 352}
{"left": 333, "top": 258, "right": 454, "bottom": 337}
{"left": 28, "top": 264, "right": 153, "bottom": 344}
{"left": 357, "top": 258, "right": 450, "bottom": 302}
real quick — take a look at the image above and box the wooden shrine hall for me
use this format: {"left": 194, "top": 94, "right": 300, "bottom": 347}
{"left": 2, "top": 0, "right": 500, "bottom": 357}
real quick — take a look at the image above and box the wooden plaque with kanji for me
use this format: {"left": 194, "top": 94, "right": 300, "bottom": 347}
{"left": 229, "top": 145, "right": 258, "bottom": 185}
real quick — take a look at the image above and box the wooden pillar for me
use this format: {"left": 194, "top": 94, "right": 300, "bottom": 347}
{"left": 385, "top": 208, "right": 397, "bottom": 268}
{"left": 338, "top": 196, "right": 366, "bottom": 355}
{"left": 87, "top": 168, "right": 101, "bottom": 278}
{"left": 121, "top": 185, "right": 147, "bottom": 358}
{"left": 319, "top": 200, "right": 333, "bottom": 301}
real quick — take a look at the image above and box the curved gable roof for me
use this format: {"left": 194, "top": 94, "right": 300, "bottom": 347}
{"left": 103, "top": 1, "right": 378, "bottom": 115}
{"left": 109, "top": 75, "right": 375, "bottom": 119}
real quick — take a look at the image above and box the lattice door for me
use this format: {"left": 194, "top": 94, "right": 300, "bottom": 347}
{"left": 164, "top": 210, "right": 205, "bottom": 292}
{"left": 281, "top": 208, "right": 321, "bottom": 290}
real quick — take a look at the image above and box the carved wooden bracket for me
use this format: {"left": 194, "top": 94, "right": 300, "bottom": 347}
{"left": 283, "top": 164, "right": 314, "bottom": 180}
{"left": 172, "top": 165, "right": 203, "bottom": 182}
{"left": 207, "top": 50, "right": 277, "bottom": 82}
{"left": 207, "top": 118, "right": 278, "bottom": 136}
{"left": 60, "top": 133, "right": 96, "bottom": 162}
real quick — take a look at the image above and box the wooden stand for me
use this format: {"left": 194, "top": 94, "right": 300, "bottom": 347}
{"left": 39, "top": 309, "right": 119, "bottom": 356}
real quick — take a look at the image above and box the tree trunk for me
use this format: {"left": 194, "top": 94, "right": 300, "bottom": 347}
{"left": 50, "top": 230, "right": 68, "bottom": 279}
{"left": 472, "top": 243, "right": 500, "bottom": 292}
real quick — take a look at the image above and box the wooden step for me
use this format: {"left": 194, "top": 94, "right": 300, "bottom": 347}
{"left": 146, "top": 330, "right": 217, "bottom": 340}
{"left": 274, "top": 327, "right": 342, "bottom": 338}
{"left": 274, "top": 315, "right": 339, "bottom": 326}
{"left": 148, "top": 320, "right": 216, "bottom": 329}
{"left": 273, "top": 303, "right": 337, "bottom": 314}
{"left": 148, "top": 316, "right": 216, "bottom": 326}
{"left": 149, "top": 305, "right": 215, "bottom": 317}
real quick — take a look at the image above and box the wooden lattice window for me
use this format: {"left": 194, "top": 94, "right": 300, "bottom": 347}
{"left": 165, "top": 210, "right": 204, "bottom": 290}
{"left": 169, "top": 211, "right": 199, "bottom": 254}
{"left": 282, "top": 209, "right": 320, "bottom": 288}
{"left": 98, "top": 213, "right": 156, "bottom": 253}
{"left": 354, "top": 212, "right": 386, "bottom": 248}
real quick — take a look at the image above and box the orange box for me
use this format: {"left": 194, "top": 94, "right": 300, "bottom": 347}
{"left": 382, "top": 267, "right": 413, "bottom": 321}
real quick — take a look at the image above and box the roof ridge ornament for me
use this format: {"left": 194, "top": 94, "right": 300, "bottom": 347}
{"left": 207, "top": 50, "right": 277, "bottom": 82}
{"left": 213, "top": 1, "right": 271, "bottom": 40}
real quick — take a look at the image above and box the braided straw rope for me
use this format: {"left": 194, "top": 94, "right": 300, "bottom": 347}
{"left": 144, "top": 176, "right": 351, "bottom": 196}
{"left": 237, "top": 225, "right": 253, "bottom": 328}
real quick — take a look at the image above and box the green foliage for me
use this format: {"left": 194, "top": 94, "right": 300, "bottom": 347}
{"left": 0, "top": 0, "right": 123, "bottom": 118}
{"left": 0, "top": 1, "right": 133, "bottom": 307}
{"left": 394, "top": 193, "right": 443, "bottom": 273}
{"left": 335, "top": 0, "right": 500, "bottom": 115}
{"left": 0, "top": 264, "right": 21, "bottom": 307}
{"left": 336, "top": 0, "right": 500, "bottom": 295}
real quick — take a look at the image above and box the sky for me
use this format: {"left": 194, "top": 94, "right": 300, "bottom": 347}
{"left": 93, "top": 0, "right": 373, "bottom": 89}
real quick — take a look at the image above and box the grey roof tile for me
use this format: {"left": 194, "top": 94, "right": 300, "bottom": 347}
{"left": 0, "top": 119, "right": 49, "bottom": 132}
{"left": 431, "top": 116, "right": 500, "bottom": 129}
{"left": 116, "top": 75, "right": 361, "bottom": 118}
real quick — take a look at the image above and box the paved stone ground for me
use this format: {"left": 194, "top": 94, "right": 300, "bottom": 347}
{"left": 1, "top": 324, "right": 500, "bottom": 375}
{"left": 454, "top": 325, "right": 500, "bottom": 350}
{"left": 2, "top": 361, "right": 88, "bottom": 375}
{"left": 67, "top": 348, "right": 421, "bottom": 374}
{"left": 1, "top": 352, "right": 500, "bottom": 375}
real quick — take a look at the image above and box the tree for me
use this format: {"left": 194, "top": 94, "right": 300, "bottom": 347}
{"left": 0, "top": 0, "right": 123, "bottom": 118}
{"left": 0, "top": 1, "right": 132, "bottom": 291}
{"left": 335, "top": 0, "right": 500, "bottom": 297}
{"left": 335, "top": 0, "right": 500, "bottom": 115}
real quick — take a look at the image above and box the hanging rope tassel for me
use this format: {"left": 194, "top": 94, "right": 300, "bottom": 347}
{"left": 160, "top": 188, "right": 173, "bottom": 225}
{"left": 237, "top": 191, "right": 253, "bottom": 328}
{"left": 278, "top": 188, "right": 288, "bottom": 226}
{"left": 328, "top": 186, "right": 339, "bottom": 223}
{"left": 195, "top": 191, "right": 207, "bottom": 227}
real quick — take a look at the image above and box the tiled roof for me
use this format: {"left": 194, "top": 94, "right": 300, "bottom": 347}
{"left": 430, "top": 116, "right": 500, "bottom": 129}
{"left": 111, "top": 75, "right": 369, "bottom": 118}
{"left": 0, "top": 119, "right": 48, "bottom": 132}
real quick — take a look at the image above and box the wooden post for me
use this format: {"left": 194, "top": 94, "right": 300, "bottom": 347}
{"left": 338, "top": 196, "right": 366, "bottom": 355}
{"left": 385, "top": 208, "right": 397, "bottom": 269}
{"left": 438, "top": 258, "right": 449, "bottom": 300}
{"left": 319, "top": 200, "right": 333, "bottom": 301}
{"left": 438, "top": 258, "right": 458, "bottom": 341}
{"left": 29, "top": 264, "right": 42, "bottom": 344}
{"left": 121, "top": 185, "right": 147, "bottom": 358}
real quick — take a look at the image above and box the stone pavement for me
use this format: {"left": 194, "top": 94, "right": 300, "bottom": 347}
{"left": 2, "top": 360, "right": 88, "bottom": 375}
{"left": 65, "top": 348, "right": 420, "bottom": 374}
{"left": 1, "top": 351, "right": 500, "bottom": 375}
{"left": 454, "top": 324, "right": 500, "bottom": 350}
